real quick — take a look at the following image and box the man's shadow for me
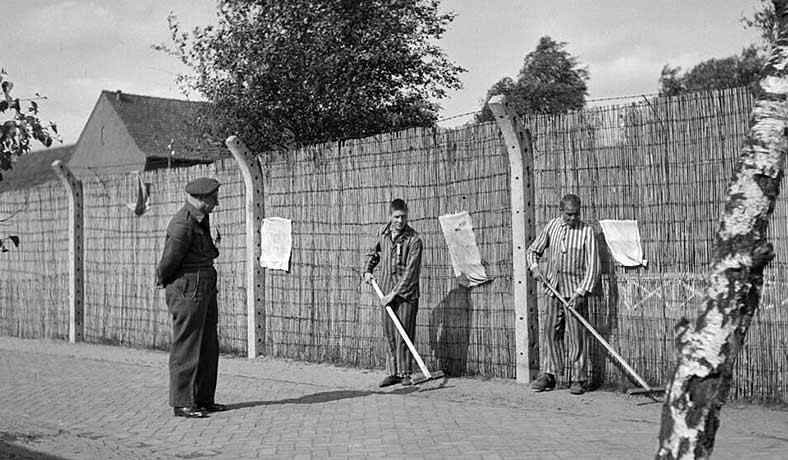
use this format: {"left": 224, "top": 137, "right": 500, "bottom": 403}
{"left": 224, "top": 387, "right": 420, "bottom": 411}
{"left": 428, "top": 283, "right": 472, "bottom": 376}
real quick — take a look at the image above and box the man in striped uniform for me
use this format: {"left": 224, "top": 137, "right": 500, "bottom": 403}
{"left": 526, "top": 194, "right": 600, "bottom": 395}
{"left": 363, "top": 198, "right": 424, "bottom": 387}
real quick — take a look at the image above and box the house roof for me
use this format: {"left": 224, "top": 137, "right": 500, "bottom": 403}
{"left": 0, "top": 145, "right": 75, "bottom": 193}
{"left": 101, "top": 90, "right": 228, "bottom": 163}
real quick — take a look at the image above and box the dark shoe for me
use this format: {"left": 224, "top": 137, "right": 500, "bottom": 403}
{"left": 569, "top": 381, "right": 586, "bottom": 395}
{"left": 379, "top": 375, "right": 402, "bottom": 387}
{"left": 400, "top": 375, "right": 413, "bottom": 386}
{"left": 199, "top": 403, "right": 229, "bottom": 412}
{"left": 530, "top": 373, "right": 556, "bottom": 392}
{"left": 173, "top": 407, "right": 209, "bottom": 418}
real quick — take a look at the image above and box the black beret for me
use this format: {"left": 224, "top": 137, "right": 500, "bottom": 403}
{"left": 185, "top": 177, "right": 221, "bottom": 196}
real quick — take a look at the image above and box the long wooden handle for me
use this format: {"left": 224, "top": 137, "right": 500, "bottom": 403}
{"left": 370, "top": 278, "right": 431, "bottom": 378}
{"left": 542, "top": 281, "right": 653, "bottom": 392}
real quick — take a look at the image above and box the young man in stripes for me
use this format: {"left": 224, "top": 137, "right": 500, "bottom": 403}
{"left": 363, "top": 198, "right": 424, "bottom": 387}
{"left": 526, "top": 194, "right": 600, "bottom": 395}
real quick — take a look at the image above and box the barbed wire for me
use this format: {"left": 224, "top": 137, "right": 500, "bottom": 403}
{"left": 586, "top": 92, "right": 660, "bottom": 103}
{"left": 437, "top": 110, "right": 482, "bottom": 123}
{"left": 0, "top": 189, "right": 31, "bottom": 224}
{"left": 69, "top": 159, "right": 220, "bottom": 171}
{"left": 434, "top": 93, "right": 662, "bottom": 125}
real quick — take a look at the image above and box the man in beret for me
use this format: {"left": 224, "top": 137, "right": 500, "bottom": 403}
{"left": 157, "top": 177, "right": 227, "bottom": 418}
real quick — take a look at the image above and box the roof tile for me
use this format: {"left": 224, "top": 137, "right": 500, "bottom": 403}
{"left": 102, "top": 90, "right": 228, "bottom": 163}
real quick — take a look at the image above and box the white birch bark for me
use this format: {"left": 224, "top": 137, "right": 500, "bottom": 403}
{"left": 656, "top": 1, "right": 788, "bottom": 458}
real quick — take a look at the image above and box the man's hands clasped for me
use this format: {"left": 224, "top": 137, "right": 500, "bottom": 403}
{"left": 379, "top": 292, "right": 396, "bottom": 307}
{"left": 530, "top": 265, "right": 584, "bottom": 308}
{"left": 530, "top": 265, "right": 545, "bottom": 282}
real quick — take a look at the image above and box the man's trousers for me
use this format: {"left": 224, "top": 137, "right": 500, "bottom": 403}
{"left": 383, "top": 297, "right": 418, "bottom": 377}
{"left": 542, "top": 294, "right": 588, "bottom": 381}
{"left": 165, "top": 268, "right": 219, "bottom": 408}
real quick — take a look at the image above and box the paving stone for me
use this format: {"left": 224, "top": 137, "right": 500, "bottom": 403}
{"left": 0, "top": 337, "right": 786, "bottom": 459}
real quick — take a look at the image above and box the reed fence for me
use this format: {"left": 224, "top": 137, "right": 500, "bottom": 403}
{"left": 523, "top": 87, "right": 787, "bottom": 401}
{"left": 0, "top": 181, "right": 70, "bottom": 339}
{"left": 260, "top": 123, "right": 515, "bottom": 377}
{"left": 0, "top": 85, "right": 786, "bottom": 402}
{"left": 79, "top": 159, "right": 247, "bottom": 352}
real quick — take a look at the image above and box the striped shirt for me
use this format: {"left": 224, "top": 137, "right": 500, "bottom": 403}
{"left": 364, "top": 223, "right": 423, "bottom": 301}
{"left": 526, "top": 217, "right": 600, "bottom": 298}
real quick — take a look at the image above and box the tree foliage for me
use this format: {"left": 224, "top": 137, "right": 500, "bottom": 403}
{"left": 477, "top": 36, "right": 588, "bottom": 122}
{"left": 0, "top": 70, "right": 59, "bottom": 181}
{"left": 742, "top": 0, "right": 776, "bottom": 45}
{"left": 157, "top": 0, "right": 465, "bottom": 152}
{"left": 660, "top": 2, "right": 775, "bottom": 98}
{"left": 658, "top": 45, "right": 766, "bottom": 97}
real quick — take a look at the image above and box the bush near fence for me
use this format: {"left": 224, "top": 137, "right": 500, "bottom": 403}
{"left": 0, "top": 86, "right": 786, "bottom": 402}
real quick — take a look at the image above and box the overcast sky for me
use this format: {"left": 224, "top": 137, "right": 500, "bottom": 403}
{"left": 3, "top": 0, "right": 762, "bottom": 146}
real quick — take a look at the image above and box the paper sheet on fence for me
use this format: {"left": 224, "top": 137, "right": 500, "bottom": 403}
{"left": 259, "top": 217, "right": 292, "bottom": 271}
{"left": 598, "top": 219, "right": 647, "bottom": 267}
{"left": 439, "top": 211, "right": 491, "bottom": 287}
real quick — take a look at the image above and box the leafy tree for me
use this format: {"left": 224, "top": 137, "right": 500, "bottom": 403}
{"left": 661, "top": 1, "right": 775, "bottom": 97}
{"left": 658, "top": 45, "right": 765, "bottom": 96}
{"left": 477, "top": 36, "right": 588, "bottom": 122}
{"left": 157, "top": 0, "right": 465, "bottom": 152}
{"left": 0, "top": 70, "right": 58, "bottom": 181}
{"left": 742, "top": 0, "right": 776, "bottom": 45}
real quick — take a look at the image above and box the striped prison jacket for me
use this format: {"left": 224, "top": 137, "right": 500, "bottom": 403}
{"left": 526, "top": 217, "right": 600, "bottom": 298}
{"left": 364, "top": 223, "right": 423, "bottom": 301}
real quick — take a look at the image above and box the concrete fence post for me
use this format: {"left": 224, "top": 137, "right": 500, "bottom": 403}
{"left": 488, "top": 95, "right": 539, "bottom": 383}
{"left": 51, "top": 160, "right": 84, "bottom": 343}
{"left": 225, "top": 136, "right": 266, "bottom": 359}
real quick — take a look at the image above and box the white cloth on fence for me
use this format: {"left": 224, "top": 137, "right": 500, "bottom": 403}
{"left": 438, "top": 211, "right": 491, "bottom": 287}
{"left": 125, "top": 172, "right": 150, "bottom": 216}
{"left": 598, "top": 219, "right": 647, "bottom": 267}
{"left": 259, "top": 217, "right": 292, "bottom": 271}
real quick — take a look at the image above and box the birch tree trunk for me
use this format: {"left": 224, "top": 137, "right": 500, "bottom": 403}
{"left": 656, "top": 1, "right": 788, "bottom": 458}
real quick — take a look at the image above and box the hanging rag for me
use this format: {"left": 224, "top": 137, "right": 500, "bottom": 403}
{"left": 438, "top": 211, "right": 492, "bottom": 287}
{"left": 125, "top": 172, "right": 150, "bottom": 216}
{"left": 259, "top": 217, "right": 292, "bottom": 271}
{"left": 598, "top": 219, "right": 647, "bottom": 267}
{"left": 0, "top": 235, "right": 19, "bottom": 252}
